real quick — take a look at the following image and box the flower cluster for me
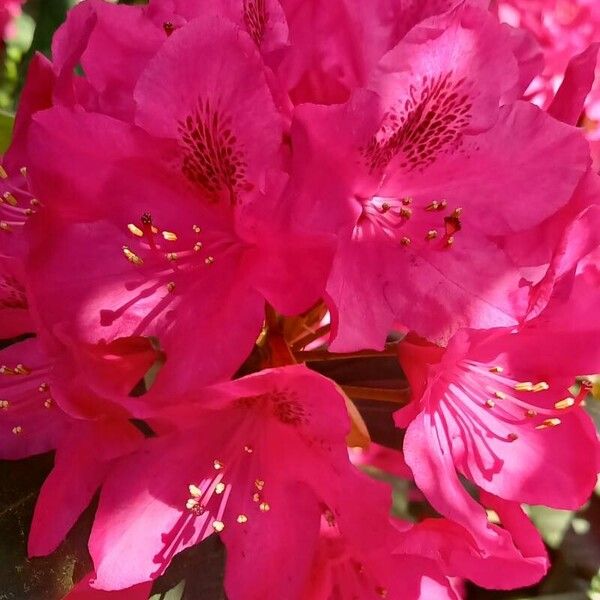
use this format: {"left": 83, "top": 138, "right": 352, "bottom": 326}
{"left": 1, "top": 0, "right": 599, "bottom": 598}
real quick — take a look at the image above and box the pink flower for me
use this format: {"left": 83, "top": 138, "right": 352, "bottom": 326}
{"left": 62, "top": 572, "right": 152, "bottom": 600}
{"left": 397, "top": 493, "right": 549, "bottom": 589}
{"left": 395, "top": 278, "right": 600, "bottom": 543}
{"left": 277, "top": 0, "right": 471, "bottom": 105}
{"left": 497, "top": 0, "right": 600, "bottom": 134}
{"left": 0, "top": 0, "right": 23, "bottom": 41}
{"left": 24, "top": 14, "right": 331, "bottom": 396}
{"left": 306, "top": 526, "right": 459, "bottom": 599}
{"left": 85, "top": 366, "right": 403, "bottom": 597}
{"left": 0, "top": 257, "right": 31, "bottom": 338}
{"left": 288, "top": 5, "right": 589, "bottom": 351}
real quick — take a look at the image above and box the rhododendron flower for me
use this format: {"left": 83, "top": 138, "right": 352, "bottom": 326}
{"left": 0, "top": 0, "right": 23, "bottom": 42}
{"left": 289, "top": 4, "right": 589, "bottom": 351}
{"left": 85, "top": 366, "right": 407, "bottom": 597}
{"left": 395, "top": 275, "right": 600, "bottom": 545}
{"left": 398, "top": 492, "right": 549, "bottom": 589}
{"left": 25, "top": 15, "right": 331, "bottom": 397}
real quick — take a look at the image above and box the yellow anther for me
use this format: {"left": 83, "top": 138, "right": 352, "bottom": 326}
{"left": 237, "top": 514, "right": 248, "bottom": 524}
{"left": 123, "top": 246, "right": 144, "bottom": 265}
{"left": 514, "top": 382, "right": 534, "bottom": 392}
{"left": 0, "top": 400, "right": 9, "bottom": 409}
{"left": 451, "top": 207, "right": 463, "bottom": 218}
{"left": 489, "top": 366, "right": 503, "bottom": 373}
{"left": 166, "top": 252, "right": 178, "bottom": 262}
{"left": 445, "top": 236, "right": 455, "bottom": 247}
{"left": 400, "top": 207, "right": 412, "bottom": 219}
{"left": 254, "top": 479, "right": 265, "bottom": 491}
{"left": 204, "top": 256, "right": 215, "bottom": 265}
{"left": 192, "top": 224, "right": 201, "bottom": 233}
{"left": 259, "top": 502, "right": 270, "bottom": 512}
{"left": 166, "top": 281, "right": 176, "bottom": 293}
{"left": 401, "top": 197, "right": 412, "bottom": 206}
{"left": 44, "top": 398, "right": 53, "bottom": 409}
{"left": 20, "top": 166, "right": 27, "bottom": 177}
{"left": 252, "top": 492, "right": 261, "bottom": 503}
{"left": 380, "top": 202, "right": 390, "bottom": 213}
{"left": 425, "top": 199, "right": 447, "bottom": 211}
{"left": 215, "top": 482, "right": 226, "bottom": 495}
{"left": 533, "top": 381, "right": 549, "bottom": 392}
{"left": 213, "top": 459, "right": 223, "bottom": 470}
{"left": 400, "top": 236, "right": 411, "bottom": 246}
{"left": 485, "top": 399, "right": 495, "bottom": 409}
{"left": 188, "top": 484, "right": 202, "bottom": 498}
{"left": 212, "top": 520, "right": 225, "bottom": 532}
{"left": 425, "top": 229, "right": 438, "bottom": 240}
{"left": 494, "top": 391, "right": 506, "bottom": 400}
{"left": 525, "top": 409, "right": 537, "bottom": 418}
{"left": 0, "top": 165, "right": 7, "bottom": 179}
{"left": 127, "top": 223, "right": 144, "bottom": 237}
{"left": 12, "top": 426, "right": 22, "bottom": 435}
{"left": 186, "top": 498, "right": 200, "bottom": 511}
{"left": 30, "top": 198, "right": 40, "bottom": 207}
{"left": 0, "top": 365, "right": 14, "bottom": 375}
{"left": 38, "top": 383, "right": 49, "bottom": 393}
{"left": 3, "top": 192, "right": 18, "bottom": 206}
{"left": 193, "top": 242, "right": 203, "bottom": 252}
{"left": 162, "top": 231, "right": 178, "bottom": 241}
{"left": 554, "top": 397, "right": 575, "bottom": 410}
{"left": 243, "top": 445, "right": 253, "bottom": 454}
{"left": 0, "top": 221, "right": 11, "bottom": 232}
{"left": 535, "top": 418, "right": 561, "bottom": 429}
{"left": 14, "top": 364, "right": 30, "bottom": 375}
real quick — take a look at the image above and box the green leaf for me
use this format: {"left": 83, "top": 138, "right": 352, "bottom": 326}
{"left": 0, "top": 109, "right": 15, "bottom": 153}
{"left": 149, "top": 580, "right": 186, "bottom": 600}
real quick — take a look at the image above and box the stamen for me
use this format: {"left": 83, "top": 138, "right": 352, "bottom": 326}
{"left": 399, "top": 207, "right": 412, "bottom": 219}
{"left": 425, "top": 199, "right": 447, "bottom": 211}
{"left": 0, "top": 400, "right": 9, "bottom": 409}
{"left": 514, "top": 381, "right": 534, "bottom": 392}
{"left": 525, "top": 409, "right": 537, "bottom": 418}
{"left": 489, "top": 366, "right": 503, "bottom": 373}
{"left": 494, "top": 391, "right": 506, "bottom": 399}
{"left": 2, "top": 192, "right": 18, "bottom": 206}
{"left": 484, "top": 399, "right": 495, "bottom": 409}
{"left": 20, "top": 167, "right": 27, "bottom": 177}
{"left": 554, "top": 397, "right": 575, "bottom": 410}
{"left": 254, "top": 479, "right": 264, "bottom": 491}
{"left": 193, "top": 242, "right": 203, "bottom": 252}
{"left": 535, "top": 418, "right": 561, "bottom": 430}
{"left": 44, "top": 398, "right": 53, "bottom": 408}
{"left": 38, "top": 383, "right": 49, "bottom": 392}
{"left": 189, "top": 484, "right": 202, "bottom": 498}
{"left": 236, "top": 514, "right": 248, "bottom": 524}
{"left": 243, "top": 445, "right": 253, "bottom": 453}
{"left": 12, "top": 426, "right": 22, "bottom": 435}
{"left": 212, "top": 520, "right": 225, "bottom": 532}
{"left": 14, "top": 364, "right": 30, "bottom": 375}
{"left": 123, "top": 246, "right": 144, "bottom": 265}
{"left": 193, "top": 224, "right": 201, "bottom": 233}
{"left": 425, "top": 229, "right": 438, "bottom": 240}
{"left": 127, "top": 224, "right": 144, "bottom": 237}
{"left": 213, "top": 459, "right": 224, "bottom": 471}
{"left": 215, "top": 482, "right": 226, "bottom": 495}
{"left": 204, "top": 256, "right": 215, "bottom": 265}
{"left": 0, "top": 165, "right": 7, "bottom": 179}
{"left": 259, "top": 502, "right": 270, "bottom": 512}
{"left": 400, "top": 236, "right": 411, "bottom": 246}
{"left": 532, "top": 381, "right": 549, "bottom": 392}
{"left": 162, "top": 231, "right": 178, "bottom": 241}
{"left": 0, "top": 221, "right": 11, "bottom": 232}
{"left": 445, "top": 236, "right": 454, "bottom": 247}
{"left": 401, "top": 197, "right": 412, "bottom": 206}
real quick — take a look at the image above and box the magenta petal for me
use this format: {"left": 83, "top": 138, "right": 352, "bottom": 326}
{"left": 28, "top": 419, "right": 143, "bottom": 557}
{"left": 548, "top": 43, "right": 600, "bottom": 126}
{"left": 61, "top": 572, "right": 152, "bottom": 600}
